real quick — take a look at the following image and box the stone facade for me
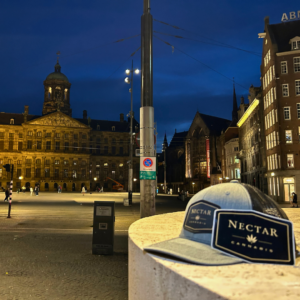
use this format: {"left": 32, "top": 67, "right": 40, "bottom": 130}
{"left": 0, "top": 62, "right": 139, "bottom": 192}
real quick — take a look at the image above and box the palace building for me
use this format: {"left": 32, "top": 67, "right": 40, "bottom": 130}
{"left": 0, "top": 60, "right": 139, "bottom": 192}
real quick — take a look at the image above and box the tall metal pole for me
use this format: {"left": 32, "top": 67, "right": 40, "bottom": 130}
{"left": 140, "top": 0, "right": 155, "bottom": 217}
{"left": 128, "top": 60, "right": 134, "bottom": 205}
{"left": 164, "top": 148, "right": 166, "bottom": 194}
{"left": 7, "top": 164, "right": 13, "bottom": 218}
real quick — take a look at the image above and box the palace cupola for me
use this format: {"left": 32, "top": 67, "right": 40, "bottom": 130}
{"left": 42, "top": 54, "right": 72, "bottom": 116}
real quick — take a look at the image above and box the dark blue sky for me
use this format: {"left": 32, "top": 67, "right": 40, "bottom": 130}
{"left": 0, "top": 0, "right": 297, "bottom": 150}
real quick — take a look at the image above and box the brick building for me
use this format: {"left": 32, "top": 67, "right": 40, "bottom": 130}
{"left": 260, "top": 17, "right": 300, "bottom": 202}
{"left": 0, "top": 60, "right": 139, "bottom": 192}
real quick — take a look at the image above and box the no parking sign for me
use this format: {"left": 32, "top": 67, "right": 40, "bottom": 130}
{"left": 140, "top": 157, "right": 156, "bottom": 180}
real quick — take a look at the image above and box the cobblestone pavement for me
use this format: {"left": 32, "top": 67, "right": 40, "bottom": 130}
{"left": 0, "top": 192, "right": 187, "bottom": 300}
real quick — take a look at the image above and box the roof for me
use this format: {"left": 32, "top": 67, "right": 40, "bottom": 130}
{"left": 0, "top": 113, "right": 40, "bottom": 125}
{"left": 199, "top": 113, "right": 231, "bottom": 135}
{"left": 0, "top": 112, "right": 139, "bottom": 133}
{"left": 268, "top": 19, "right": 300, "bottom": 52}
{"left": 169, "top": 131, "right": 188, "bottom": 148}
{"left": 46, "top": 72, "right": 69, "bottom": 82}
{"left": 75, "top": 117, "right": 139, "bottom": 133}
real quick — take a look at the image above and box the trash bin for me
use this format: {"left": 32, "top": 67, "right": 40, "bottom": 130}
{"left": 92, "top": 201, "right": 115, "bottom": 255}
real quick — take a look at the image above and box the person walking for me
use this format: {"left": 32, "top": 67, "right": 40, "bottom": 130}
{"left": 82, "top": 186, "right": 86, "bottom": 196}
{"left": 291, "top": 192, "right": 298, "bottom": 208}
{"left": 35, "top": 186, "right": 39, "bottom": 196}
{"left": 4, "top": 188, "right": 9, "bottom": 202}
{"left": 30, "top": 187, "right": 33, "bottom": 196}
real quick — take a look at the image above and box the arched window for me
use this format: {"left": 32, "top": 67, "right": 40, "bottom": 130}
{"left": 28, "top": 131, "right": 33, "bottom": 136}
{"left": 48, "top": 87, "right": 52, "bottom": 99}
{"left": 10, "top": 119, "right": 14, "bottom": 125}
{"left": 112, "top": 126, "right": 115, "bottom": 131}
{"left": 64, "top": 88, "right": 68, "bottom": 100}
{"left": 45, "top": 183, "right": 49, "bottom": 189}
{"left": 37, "top": 131, "right": 42, "bottom": 137}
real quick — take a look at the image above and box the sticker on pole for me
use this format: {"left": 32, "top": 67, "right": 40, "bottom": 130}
{"left": 140, "top": 157, "right": 156, "bottom": 180}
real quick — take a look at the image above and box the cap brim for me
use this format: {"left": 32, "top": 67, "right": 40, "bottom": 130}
{"left": 144, "top": 237, "right": 244, "bottom": 266}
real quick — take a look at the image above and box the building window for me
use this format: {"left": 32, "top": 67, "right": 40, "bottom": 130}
{"left": 282, "top": 84, "right": 289, "bottom": 97}
{"left": 296, "top": 80, "right": 300, "bottom": 96}
{"left": 55, "top": 133, "right": 60, "bottom": 138}
{"left": 82, "top": 161, "right": 86, "bottom": 166}
{"left": 27, "top": 140, "right": 32, "bottom": 150}
{"left": 269, "top": 178, "right": 272, "bottom": 196}
{"left": 104, "top": 163, "right": 108, "bottom": 167}
{"left": 112, "top": 126, "right": 115, "bottom": 131}
{"left": 45, "top": 168, "right": 50, "bottom": 177}
{"left": 65, "top": 142, "right": 69, "bottom": 150}
{"left": 82, "top": 135, "right": 87, "bottom": 139}
{"left": 74, "top": 134, "right": 78, "bottom": 140}
{"left": 10, "top": 119, "right": 14, "bottom": 125}
{"left": 55, "top": 142, "right": 60, "bottom": 150}
{"left": 17, "top": 160, "right": 21, "bottom": 165}
{"left": 26, "top": 159, "right": 32, "bottom": 164}
{"left": 19, "top": 133, "right": 23, "bottom": 138}
{"left": 278, "top": 155, "right": 281, "bottom": 169}
{"left": 46, "top": 132, "right": 51, "bottom": 138}
{"left": 26, "top": 168, "right": 31, "bottom": 178}
{"left": 55, "top": 160, "right": 60, "bottom": 165}
{"left": 45, "top": 159, "right": 50, "bottom": 165}
{"left": 36, "top": 159, "right": 41, "bottom": 165}
{"left": 65, "top": 133, "right": 69, "bottom": 139}
{"left": 36, "top": 168, "right": 41, "bottom": 177}
{"left": 9, "top": 133, "right": 14, "bottom": 138}
{"left": 281, "top": 61, "right": 287, "bottom": 74}
{"left": 64, "top": 160, "right": 68, "bottom": 165}
{"left": 112, "top": 146, "right": 116, "bottom": 154}
{"left": 81, "top": 169, "right": 86, "bottom": 178}
{"left": 73, "top": 161, "right": 77, "bottom": 165}
{"left": 292, "top": 41, "right": 300, "bottom": 50}
{"left": 73, "top": 143, "right": 78, "bottom": 151}
{"left": 287, "top": 154, "right": 294, "bottom": 168}
{"left": 277, "top": 177, "right": 280, "bottom": 196}
{"left": 17, "top": 169, "right": 21, "bottom": 177}
{"left": 285, "top": 130, "right": 292, "bottom": 143}
{"left": 9, "top": 141, "right": 13, "bottom": 150}
{"left": 273, "top": 177, "right": 276, "bottom": 196}
{"left": 28, "top": 131, "right": 33, "bottom": 136}
{"left": 54, "top": 169, "right": 59, "bottom": 178}
{"left": 72, "top": 170, "right": 77, "bottom": 178}
{"left": 0, "top": 132, "right": 4, "bottom": 138}
{"left": 18, "top": 142, "right": 22, "bottom": 150}
{"left": 37, "top": 131, "right": 42, "bottom": 137}
{"left": 104, "top": 146, "right": 108, "bottom": 154}
{"left": 294, "top": 57, "right": 300, "bottom": 72}
{"left": 64, "top": 169, "right": 68, "bottom": 178}
{"left": 119, "top": 147, "right": 123, "bottom": 155}
{"left": 46, "top": 141, "right": 51, "bottom": 150}
{"left": 235, "top": 168, "right": 240, "bottom": 179}
{"left": 284, "top": 107, "right": 290, "bottom": 120}
{"left": 37, "top": 141, "right": 42, "bottom": 150}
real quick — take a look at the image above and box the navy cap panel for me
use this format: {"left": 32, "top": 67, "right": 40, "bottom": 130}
{"left": 242, "top": 184, "right": 288, "bottom": 219}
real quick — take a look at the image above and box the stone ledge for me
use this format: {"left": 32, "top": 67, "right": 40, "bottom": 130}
{"left": 129, "top": 209, "right": 300, "bottom": 300}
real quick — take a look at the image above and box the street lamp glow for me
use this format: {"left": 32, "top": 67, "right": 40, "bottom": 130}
{"left": 19, "top": 176, "right": 23, "bottom": 180}
{"left": 125, "top": 69, "right": 130, "bottom": 75}
{"left": 125, "top": 77, "right": 130, "bottom": 84}
{"left": 94, "top": 177, "right": 97, "bottom": 181}
{"left": 133, "top": 178, "right": 137, "bottom": 182}
{"left": 192, "top": 182, "right": 195, "bottom": 185}
{"left": 134, "top": 69, "right": 140, "bottom": 74}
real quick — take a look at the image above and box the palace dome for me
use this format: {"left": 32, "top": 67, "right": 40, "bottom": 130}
{"left": 45, "top": 62, "right": 69, "bottom": 82}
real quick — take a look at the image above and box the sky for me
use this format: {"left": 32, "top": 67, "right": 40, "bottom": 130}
{"left": 0, "top": 0, "right": 298, "bottom": 151}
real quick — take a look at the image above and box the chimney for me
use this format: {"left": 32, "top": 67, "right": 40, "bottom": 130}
{"left": 83, "top": 110, "right": 87, "bottom": 120}
{"left": 120, "top": 113, "right": 124, "bottom": 122}
{"left": 24, "top": 105, "right": 29, "bottom": 122}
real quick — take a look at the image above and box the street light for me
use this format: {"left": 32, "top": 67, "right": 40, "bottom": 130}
{"left": 124, "top": 60, "right": 140, "bottom": 205}
{"left": 192, "top": 182, "right": 195, "bottom": 194}
{"left": 94, "top": 177, "right": 97, "bottom": 181}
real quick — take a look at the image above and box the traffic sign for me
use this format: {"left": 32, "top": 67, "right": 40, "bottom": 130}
{"left": 140, "top": 156, "right": 156, "bottom": 180}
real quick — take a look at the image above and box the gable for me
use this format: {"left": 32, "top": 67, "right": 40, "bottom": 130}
{"left": 26, "top": 112, "right": 88, "bottom": 129}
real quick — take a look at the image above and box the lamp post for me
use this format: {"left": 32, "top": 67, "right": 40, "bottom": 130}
{"left": 125, "top": 61, "right": 140, "bottom": 205}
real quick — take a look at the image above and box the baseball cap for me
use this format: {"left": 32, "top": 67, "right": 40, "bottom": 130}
{"left": 144, "top": 182, "right": 289, "bottom": 266}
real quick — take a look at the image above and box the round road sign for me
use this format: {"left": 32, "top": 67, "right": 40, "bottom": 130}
{"left": 143, "top": 158, "right": 153, "bottom": 168}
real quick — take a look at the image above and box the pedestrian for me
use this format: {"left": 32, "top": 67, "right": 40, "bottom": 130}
{"left": 100, "top": 186, "right": 103, "bottom": 193}
{"left": 82, "top": 186, "right": 86, "bottom": 196}
{"left": 4, "top": 188, "right": 9, "bottom": 202}
{"left": 35, "top": 186, "right": 39, "bottom": 196}
{"left": 291, "top": 192, "right": 298, "bottom": 208}
{"left": 30, "top": 187, "right": 33, "bottom": 196}
{"left": 22, "top": 186, "right": 26, "bottom": 193}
